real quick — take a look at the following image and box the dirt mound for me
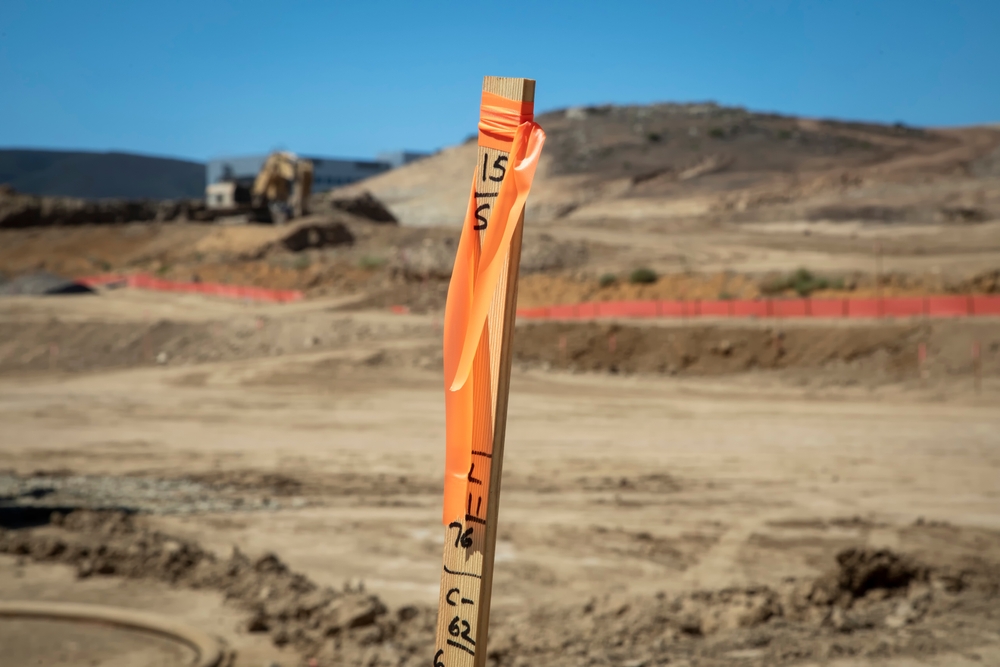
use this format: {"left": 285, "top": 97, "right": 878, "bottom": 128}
{"left": 386, "top": 232, "right": 588, "bottom": 282}
{"left": 955, "top": 268, "right": 1000, "bottom": 294}
{"left": 0, "top": 471, "right": 291, "bottom": 516}
{"left": 1, "top": 306, "right": 995, "bottom": 387}
{"left": 345, "top": 100, "right": 1000, "bottom": 228}
{"left": 518, "top": 272, "right": 764, "bottom": 306}
{"left": 279, "top": 222, "right": 354, "bottom": 252}
{"left": 186, "top": 469, "right": 440, "bottom": 499}
{"left": 518, "top": 233, "right": 589, "bottom": 274}
{"left": 0, "top": 313, "right": 434, "bottom": 376}
{"left": 4, "top": 511, "right": 998, "bottom": 666}
{"left": 487, "top": 545, "right": 999, "bottom": 666}
{"left": 389, "top": 237, "right": 457, "bottom": 280}
{"left": 319, "top": 190, "right": 398, "bottom": 224}
{"left": 514, "top": 321, "right": 921, "bottom": 378}
{"left": 0, "top": 188, "right": 214, "bottom": 228}
{"left": 821, "top": 548, "right": 927, "bottom": 600}
{"left": 513, "top": 319, "right": 1000, "bottom": 384}
{"left": 516, "top": 269, "right": 1000, "bottom": 309}
{"left": 0, "top": 271, "right": 95, "bottom": 296}
{"left": 0, "top": 511, "right": 393, "bottom": 658}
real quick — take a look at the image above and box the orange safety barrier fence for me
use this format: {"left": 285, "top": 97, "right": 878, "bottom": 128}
{"left": 516, "top": 295, "right": 1000, "bottom": 321}
{"left": 77, "top": 273, "right": 304, "bottom": 303}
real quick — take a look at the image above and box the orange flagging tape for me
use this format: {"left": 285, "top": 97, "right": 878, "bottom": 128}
{"left": 441, "top": 96, "right": 545, "bottom": 524}
{"left": 478, "top": 91, "right": 535, "bottom": 151}
{"left": 77, "top": 273, "right": 304, "bottom": 303}
{"left": 514, "top": 295, "right": 1000, "bottom": 320}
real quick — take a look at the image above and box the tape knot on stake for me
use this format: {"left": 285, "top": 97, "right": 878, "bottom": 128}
{"left": 477, "top": 91, "right": 535, "bottom": 151}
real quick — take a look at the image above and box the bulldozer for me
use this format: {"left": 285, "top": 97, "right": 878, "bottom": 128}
{"left": 206, "top": 151, "right": 313, "bottom": 224}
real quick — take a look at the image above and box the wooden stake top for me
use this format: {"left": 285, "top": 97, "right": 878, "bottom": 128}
{"left": 482, "top": 76, "right": 535, "bottom": 103}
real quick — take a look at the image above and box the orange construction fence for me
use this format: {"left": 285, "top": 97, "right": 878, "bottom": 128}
{"left": 77, "top": 273, "right": 304, "bottom": 304}
{"left": 516, "top": 295, "right": 1000, "bottom": 321}
{"left": 76, "top": 275, "right": 1000, "bottom": 316}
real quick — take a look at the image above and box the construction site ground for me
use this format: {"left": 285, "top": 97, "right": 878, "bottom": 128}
{"left": 1, "top": 289, "right": 998, "bottom": 667}
{"left": 2, "top": 103, "right": 1000, "bottom": 666}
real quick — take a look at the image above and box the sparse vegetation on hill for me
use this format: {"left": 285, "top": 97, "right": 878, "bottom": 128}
{"left": 761, "top": 268, "right": 845, "bottom": 297}
{"left": 629, "top": 267, "right": 658, "bottom": 284}
{"left": 341, "top": 99, "right": 1000, "bottom": 230}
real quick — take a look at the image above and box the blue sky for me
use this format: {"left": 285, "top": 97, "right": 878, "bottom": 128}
{"left": 1, "top": 1, "right": 997, "bottom": 162}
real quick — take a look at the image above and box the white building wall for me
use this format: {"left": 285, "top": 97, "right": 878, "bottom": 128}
{"left": 206, "top": 154, "right": 392, "bottom": 190}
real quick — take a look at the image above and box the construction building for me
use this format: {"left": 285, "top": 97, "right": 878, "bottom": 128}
{"left": 206, "top": 151, "right": 428, "bottom": 191}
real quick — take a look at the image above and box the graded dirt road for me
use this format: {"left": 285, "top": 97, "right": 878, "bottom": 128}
{"left": 1, "top": 291, "right": 999, "bottom": 666}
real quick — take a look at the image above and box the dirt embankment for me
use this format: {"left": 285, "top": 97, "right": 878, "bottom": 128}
{"left": 0, "top": 219, "right": 595, "bottom": 309}
{"left": 1, "top": 307, "right": 997, "bottom": 387}
{"left": 0, "top": 511, "right": 399, "bottom": 661}
{"left": 513, "top": 319, "right": 1000, "bottom": 383}
{"left": 338, "top": 102, "right": 1000, "bottom": 228}
{"left": 3, "top": 217, "right": 997, "bottom": 316}
{"left": 516, "top": 270, "right": 1000, "bottom": 308}
{"left": 0, "top": 188, "right": 214, "bottom": 228}
{"left": 1, "top": 510, "right": 997, "bottom": 667}
{"left": 0, "top": 312, "right": 436, "bottom": 376}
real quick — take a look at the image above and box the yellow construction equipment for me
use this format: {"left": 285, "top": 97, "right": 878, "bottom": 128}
{"left": 252, "top": 151, "right": 313, "bottom": 223}
{"left": 205, "top": 151, "right": 313, "bottom": 224}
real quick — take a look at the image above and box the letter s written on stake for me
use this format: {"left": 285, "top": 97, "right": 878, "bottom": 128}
{"left": 474, "top": 203, "right": 489, "bottom": 231}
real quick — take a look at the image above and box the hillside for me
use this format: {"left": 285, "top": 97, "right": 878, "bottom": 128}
{"left": 331, "top": 102, "right": 1000, "bottom": 228}
{"left": 3, "top": 102, "right": 1000, "bottom": 305}
{"left": 0, "top": 149, "right": 205, "bottom": 199}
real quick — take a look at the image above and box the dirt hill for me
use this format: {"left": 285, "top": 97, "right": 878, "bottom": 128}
{"left": 332, "top": 103, "right": 1000, "bottom": 228}
{"left": 2, "top": 103, "right": 1000, "bottom": 305}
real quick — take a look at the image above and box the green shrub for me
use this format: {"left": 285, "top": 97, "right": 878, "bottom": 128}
{"left": 646, "top": 132, "right": 662, "bottom": 143}
{"left": 718, "top": 290, "right": 735, "bottom": 301}
{"left": 358, "top": 255, "right": 386, "bottom": 270}
{"left": 708, "top": 127, "right": 726, "bottom": 139}
{"left": 293, "top": 255, "right": 311, "bottom": 271}
{"left": 598, "top": 273, "right": 617, "bottom": 288}
{"left": 761, "top": 268, "right": 841, "bottom": 297}
{"left": 629, "top": 267, "right": 658, "bottom": 285}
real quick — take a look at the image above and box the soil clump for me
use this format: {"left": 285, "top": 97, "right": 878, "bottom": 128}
{"left": 1, "top": 511, "right": 997, "bottom": 666}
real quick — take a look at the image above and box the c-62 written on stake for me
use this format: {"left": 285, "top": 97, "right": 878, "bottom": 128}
{"left": 433, "top": 76, "right": 545, "bottom": 667}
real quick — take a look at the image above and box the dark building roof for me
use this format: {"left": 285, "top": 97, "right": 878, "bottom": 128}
{"left": 0, "top": 149, "right": 205, "bottom": 199}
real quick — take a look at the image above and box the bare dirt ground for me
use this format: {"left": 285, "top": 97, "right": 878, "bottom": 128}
{"left": 2, "top": 105, "right": 1000, "bottom": 666}
{"left": 1, "top": 290, "right": 999, "bottom": 666}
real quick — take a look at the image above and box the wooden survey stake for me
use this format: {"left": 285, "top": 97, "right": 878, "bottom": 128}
{"left": 433, "top": 76, "right": 536, "bottom": 667}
